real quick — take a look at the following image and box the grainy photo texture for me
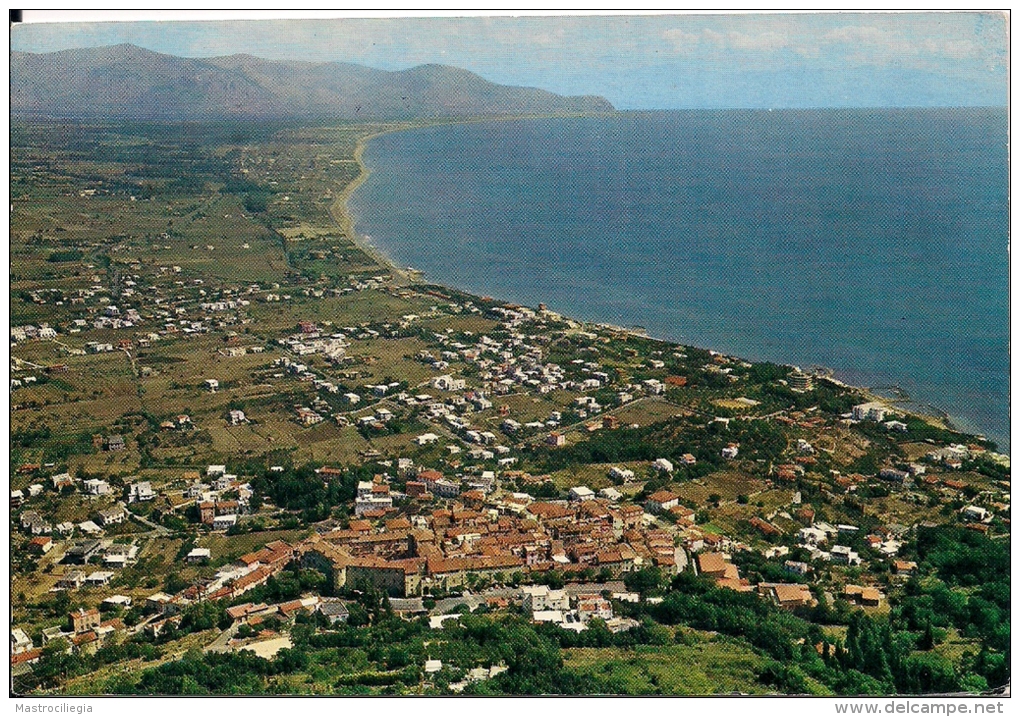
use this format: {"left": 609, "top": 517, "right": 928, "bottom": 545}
{"left": 8, "top": 12, "right": 1010, "bottom": 697}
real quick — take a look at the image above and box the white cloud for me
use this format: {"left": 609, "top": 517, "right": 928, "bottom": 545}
{"left": 660, "top": 28, "right": 701, "bottom": 53}
{"left": 655, "top": 18, "right": 1003, "bottom": 70}
{"left": 718, "top": 30, "right": 792, "bottom": 52}
{"left": 825, "top": 26, "right": 909, "bottom": 54}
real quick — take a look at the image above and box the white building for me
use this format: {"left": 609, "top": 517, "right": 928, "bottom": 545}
{"left": 128, "top": 481, "right": 155, "bottom": 503}
{"left": 12, "top": 628, "right": 33, "bottom": 654}
{"left": 531, "top": 610, "right": 565, "bottom": 624}
{"left": 576, "top": 595, "right": 613, "bottom": 623}
{"left": 354, "top": 495, "right": 393, "bottom": 516}
{"left": 599, "top": 487, "right": 623, "bottom": 502}
{"left": 652, "top": 458, "right": 674, "bottom": 473}
{"left": 186, "top": 547, "right": 212, "bottom": 564}
{"left": 830, "top": 545, "right": 861, "bottom": 566}
{"left": 86, "top": 571, "right": 115, "bottom": 586}
{"left": 431, "top": 479, "right": 460, "bottom": 499}
{"left": 521, "top": 585, "right": 570, "bottom": 612}
{"left": 961, "top": 505, "right": 991, "bottom": 522}
{"left": 212, "top": 514, "right": 237, "bottom": 530}
{"left": 852, "top": 402, "right": 887, "bottom": 422}
{"left": 82, "top": 479, "right": 111, "bottom": 496}
{"left": 101, "top": 595, "right": 133, "bottom": 610}
{"left": 798, "top": 526, "right": 828, "bottom": 546}
{"left": 569, "top": 486, "right": 595, "bottom": 502}
{"left": 432, "top": 375, "right": 466, "bottom": 392}
{"left": 609, "top": 466, "right": 635, "bottom": 482}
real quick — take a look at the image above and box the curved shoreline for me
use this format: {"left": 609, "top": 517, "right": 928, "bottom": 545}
{"left": 329, "top": 123, "right": 416, "bottom": 281}
{"left": 329, "top": 112, "right": 620, "bottom": 284}
{"left": 331, "top": 116, "right": 1001, "bottom": 452}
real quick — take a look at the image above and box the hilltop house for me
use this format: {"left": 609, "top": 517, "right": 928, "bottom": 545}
{"left": 652, "top": 458, "right": 674, "bottom": 473}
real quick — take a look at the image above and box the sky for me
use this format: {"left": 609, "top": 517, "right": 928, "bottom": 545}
{"left": 10, "top": 11, "right": 1009, "bottom": 109}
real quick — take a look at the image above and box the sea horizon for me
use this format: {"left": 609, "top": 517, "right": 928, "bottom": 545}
{"left": 348, "top": 107, "right": 1009, "bottom": 453}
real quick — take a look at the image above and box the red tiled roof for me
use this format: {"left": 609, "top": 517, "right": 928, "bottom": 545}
{"left": 277, "top": 599, "right": 312, "bottom": 615}
{"left": 230, "top": 565, "right": 274, "bottom": 594}
{"left": 206, "top": 587, "right": 233, "bottom": 601}
{"left": 773, "top": 584, "right": 812, "bottom": 605}
{"left": 427, "top": 553, "right": 524, "bottom": 576}
{"left": 697, "top": 552, "right": 730, "bottom": 576}
{"left": 12, "top": 648, "right": 42, "bottom": 665}
{"left": 527, "top": 502, "right": 574, "bottom": 520}
{"left": 72, "top": 631, "right": 98, "bottom": 646}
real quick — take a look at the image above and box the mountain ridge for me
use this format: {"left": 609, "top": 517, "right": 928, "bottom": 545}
{"left": 11, "top": 43, "right": 615, "bottom": 121}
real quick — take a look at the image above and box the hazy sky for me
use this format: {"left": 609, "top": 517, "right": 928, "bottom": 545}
{"left": 11, "top": 12, "right": 1008, "bottom": 108}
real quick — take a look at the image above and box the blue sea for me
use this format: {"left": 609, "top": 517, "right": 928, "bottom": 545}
{"left": 349, "top": 109, "right": 1010, "bottom": 452}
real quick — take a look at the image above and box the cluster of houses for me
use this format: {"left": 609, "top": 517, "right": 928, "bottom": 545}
{"left": 225, "top": 595, "right": 347, "bottom": 628}
{"left": 159, "top": 414, "right": 194, "bottom": 431}
{"left": 14, "top": 544, "right": 329, "bottom": 668}
{"left": 11, "top": 323, "right": 59, "bottom": 342}
{"left": 694, "top": 552, "right": 818, "bottom": 608}
{"left": 796, "top": 522, "right": 868, "bottom": 564}
{"left": 188, "top": 465, "right": 254, "bottom": 528}
{"left": 519, "top": 584, "right": 636, "bottom": 633}
{"left": 13, "top": 607, "right": 125, "bottom": 671}
{"left": 13, "top": 471, "right": 162, "bottom": 543}
{"left": 174, "top": 541, "right": 295, "bottom": 608}
{"left": 293, "top": 477, "right": 694, "bottom": 599}
{"left": 90, "top": 305, "right": 143, "bottom": 331}
{"left": 277, "top": 326, "right": 348, "bottom": 362}
{"left": 404, "top": 311, "right": 672, "bottom": 427}
{"left": 11, "top": 263, "right": 1014, "bottom": 687}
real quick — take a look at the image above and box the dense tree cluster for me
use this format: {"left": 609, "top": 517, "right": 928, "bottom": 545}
{"left": 537, "top": 413, "right": 788, "bottom": 473}
{"left": 249, "top": 464, "right": 361, "bottom": 521}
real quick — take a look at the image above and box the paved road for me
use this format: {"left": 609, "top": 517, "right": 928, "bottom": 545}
{"left": 204, "top": 623, "right": 240, "bottom": 653}
{"left": 127, "top": 507, "right": 172, "bottom": 537}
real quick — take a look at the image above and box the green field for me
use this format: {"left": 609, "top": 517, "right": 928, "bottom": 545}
{"left": 562, "top": 637, "right": 830, "bottom": 695}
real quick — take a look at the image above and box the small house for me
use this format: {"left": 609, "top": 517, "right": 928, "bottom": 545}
{"left": 186, "top": 547, "right": 211, "bottom": 564}
{"left": 316, "top": 599, "right": 350, "bottom": 625}
{"left": 28, "top": 536, "right": 54, "bottom": 554}
{"left": 645, "top": 490, "right": 680, "bottom": 514}
{"left": 212, "top": 514, "right": 237, "bottom": 531}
